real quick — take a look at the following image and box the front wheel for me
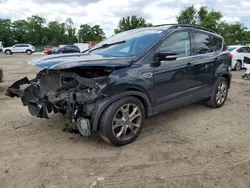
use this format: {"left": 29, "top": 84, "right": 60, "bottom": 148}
{"left": 99, "top": 96, "right": 145, "bottom": 146}
{"left": 5, "top": 50, "right": 11, "bottom": 55}
{"left": 235, "top": 61, "right": 242, "bottom": 71}
{"left": 205, "top": 77, "right": 229, "bottom": 108}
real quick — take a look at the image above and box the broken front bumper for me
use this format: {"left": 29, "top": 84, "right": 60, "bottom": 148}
{"left": 6, "top": 77, "right": 57, "bottom": 119}
{"left": 6, "top": 73, "right": 102, "bottom": 136}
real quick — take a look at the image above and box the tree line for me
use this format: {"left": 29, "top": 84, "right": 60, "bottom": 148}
{"left": 0, "top": 5, "right": 250, "bottom": 47}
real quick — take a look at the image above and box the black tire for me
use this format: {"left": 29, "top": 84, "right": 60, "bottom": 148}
{"left": 206, "top": 77, "right": 229, "bottom": 108}
{"left": 99, "top": 96, "right": 145, "bottom": 146}
{"left": 5, "top": 50, "right": 12, "bottom": 55}
{"left": 26, "top": 50, "right": 32, "bottom": 55}
{"left": 235, "top": 61, "right": 242, "bottom": 71}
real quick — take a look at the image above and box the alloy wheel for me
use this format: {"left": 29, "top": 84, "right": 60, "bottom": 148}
{"left": 216, "top": 81, "right": 228, "bottom": 105}
{"left": 236, "top": 62, "right": 241, "bottom": 71}
{"left": 112, "top": 103, "right": 142, "bottom": 141}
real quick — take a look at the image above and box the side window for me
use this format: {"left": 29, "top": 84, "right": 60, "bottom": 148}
{"left": 15, "top": 44, "right": 21, "bottom": 47}
{"left": 159, "top": 32, "right": 190, "bottom": 58}
{"left": 237, "top": 48, "right": 244, "bottom": 53}
{"left": 213, "top": 37, "right": 222, "bottom": 51}
{"left": 194, "top": 32, "right": 213, "bottom": 54}
{"left": 242, "top": 47, "right": 248, "bottom": 53}
{"left": 246, "top": 47, "right": 250, "bottom": 53}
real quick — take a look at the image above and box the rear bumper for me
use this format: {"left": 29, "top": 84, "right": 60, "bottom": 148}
{"left": 0, "top": 68, "right": 3, "bottom": 83}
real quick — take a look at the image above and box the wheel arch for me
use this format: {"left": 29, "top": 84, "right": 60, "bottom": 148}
{"left": 5, "top": 49, "right": 11, "bottom": 53}
{"left": 91, "top": 90, "right": 153, "bottom": 132}
{"left": 220, "top": 73, "right": 231, "bottom": 88}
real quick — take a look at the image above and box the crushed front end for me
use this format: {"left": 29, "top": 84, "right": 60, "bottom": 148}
{"left": 6, "top": 68, "right": 109, "bottom": 136}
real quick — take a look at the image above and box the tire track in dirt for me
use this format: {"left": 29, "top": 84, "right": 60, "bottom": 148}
{"left": 99, "top": 151, "right": 250, "bottom": 187}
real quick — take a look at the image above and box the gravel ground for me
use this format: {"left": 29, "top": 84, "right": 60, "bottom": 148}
{"left": 0, "top": 55, "right": 250, "bottom": 188}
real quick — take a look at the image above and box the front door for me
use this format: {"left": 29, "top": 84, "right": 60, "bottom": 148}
{"left": 153, "top": 31, "right": 196, "bottom": 114}
{"left": 12, "top": 44, "right": 21, "bottom": 53}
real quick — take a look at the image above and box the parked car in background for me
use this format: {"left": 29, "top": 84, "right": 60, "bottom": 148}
{"left": 44, "top": 46, "right": 55, "bottom": 55}
{"left": 53, "top": 45, "right": 80, "bottom": 54}
{"left": 228, "top": 45, "right": 250, "bottom": 71}
{"left": 0, "top": 67, "right": 3, "bottom": 83}
{"left": 3, "top": 44, "right": 36, "bottom": 55}
{"left": 7, "top": 24, "right": 232, "bottom": 146}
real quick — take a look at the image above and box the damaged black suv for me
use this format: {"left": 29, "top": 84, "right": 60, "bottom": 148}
{"left": 6, "top": 24, "right": 232, "bottom": 146}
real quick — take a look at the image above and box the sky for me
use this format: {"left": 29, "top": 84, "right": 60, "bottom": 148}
{"left": 0, "top": 0, "right": 250, "bottom": 37}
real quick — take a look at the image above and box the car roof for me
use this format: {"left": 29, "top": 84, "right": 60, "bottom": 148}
{"left": 228, "top": 45, "right": 246, "bottom": 48}
{"left": 134, "top": 24, "right": 222, "bottom": 38}
{"left": 15, "top": 44, "right": 30, "bottom": 45}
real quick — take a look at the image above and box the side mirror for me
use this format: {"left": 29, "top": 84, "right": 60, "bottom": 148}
{"left": 157, "top": 51, "right": 178, "bottom": 61}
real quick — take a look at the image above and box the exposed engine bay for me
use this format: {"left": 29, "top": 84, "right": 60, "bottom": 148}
{"left": 6, "top": 67, "right": 114, "bottom": 136}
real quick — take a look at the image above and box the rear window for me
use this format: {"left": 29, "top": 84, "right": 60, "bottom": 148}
{"left": 228, "top": 47, "right": 236, "bottom": 52}
{"left": 193, "top": 32, "right": 222, "bottom": 54}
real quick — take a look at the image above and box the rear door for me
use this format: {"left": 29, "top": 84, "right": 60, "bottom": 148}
{"left": 21, "top": 44, "right": 29, "bottom": 53}
{"left": 153, "top": 30, "right": 196, "bottom": 113}
{"left": 190, "top": 31, "right": 222, "bottom": 102}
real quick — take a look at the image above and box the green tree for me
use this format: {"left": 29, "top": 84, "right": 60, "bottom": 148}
{"left": 0, "top": 19, "right": 14, "bottom": 46}
{"left": 177, "top": 6, "right": 222, "bottom": 31}
{"left": 218, "top": 22, "right": 247, "bottom": 44}
{"left": 64, "top": 18, "right": 78, "bottom": 44}
{"left": 26, "top": 15, "right": 46, "bottom": 45}
{"left": 45, "top": 21, "right": 66, "bottom": 45}
{"left": 78, "top": 24, "right": 105, "bottom": 42}
{"left": 12, "top": 20, "right": 29, "bottom": 43}
{"left": 114, "top": 15, "right": 152, "bottom": 34}
{"left": 244, "top": 31, "right": 250, "bottom": 42}
{"left": 176, "top": 5, "right": 249, "bottom": 44}
{"left": 177, "top": 5, "right": 197, "bottom": 25}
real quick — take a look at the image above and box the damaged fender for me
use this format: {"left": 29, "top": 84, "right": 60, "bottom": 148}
{"left": 91, "top": 91, "right": 153, "bottom": 131}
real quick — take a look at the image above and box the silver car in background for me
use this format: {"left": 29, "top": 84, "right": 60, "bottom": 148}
{"left": 3, "top": 44, "right": 36, "bottom": 55}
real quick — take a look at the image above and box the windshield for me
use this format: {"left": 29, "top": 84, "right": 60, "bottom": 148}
{"left": 90, "top": 28, "right": 165, "bottom": 57}
{"left": 228, "top": 47, "right": 236, "bottom": 51}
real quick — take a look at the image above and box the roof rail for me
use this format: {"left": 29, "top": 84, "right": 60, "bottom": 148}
{"left": 153, "top": 24, "right": 217, "bottom": 34}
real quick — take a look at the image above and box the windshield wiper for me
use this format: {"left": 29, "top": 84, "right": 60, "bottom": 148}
{"left": 88, "top": 40, "right": 126, "bottom": 53}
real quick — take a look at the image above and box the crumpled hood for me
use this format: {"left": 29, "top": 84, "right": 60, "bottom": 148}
{"left": 27, "top": 53, "right": 133, "bottom": 69}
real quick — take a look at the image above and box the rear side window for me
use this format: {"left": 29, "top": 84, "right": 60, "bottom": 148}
{"left": 20, "top": 44, "right": 29, "bottom": 47}
{"left": 193, "top": 33, "right": 213, "bottom": 54}
{"left": 159, "top": 31, "right": 190, "bottom": 58}
{"left": 237, "top": 47, "right": 248, "bottom": 53}
{"left": 193, "top": 33, "right": 222, "bottom": 54}
{"left": 213, "top": 37, "right": 222, "bottom": 51}
{"left": 246, "top": 47, "right": 250, "bottom": 53}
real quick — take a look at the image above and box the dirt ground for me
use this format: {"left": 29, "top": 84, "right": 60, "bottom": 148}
{"left": 0, "top": 54, "right": 250, "bottom": 188}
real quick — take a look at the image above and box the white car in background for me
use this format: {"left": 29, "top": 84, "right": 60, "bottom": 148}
{"left": 228, "top": 45, "right": 250, "bottom": 71}
{"left": 3, "top": 44, "right": 36, "bottom": 55}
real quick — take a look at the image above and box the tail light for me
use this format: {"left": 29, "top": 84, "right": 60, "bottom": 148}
{"left": 227, "top": 53, "right": 232, "bottom": 59}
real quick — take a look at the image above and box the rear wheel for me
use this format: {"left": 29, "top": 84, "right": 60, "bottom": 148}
{"left": 26, "top": 50, "right": 32, "bottom": 55}
{"left": 5, "top": 50, "right": 11, "bottom": 55}
{"left": 205, "top": 77, "right": 229, "bottom": 108}
{"left": 99, "top": 96, "right": 145, "bottom": 146}
{"left": 235, "top": 61, "right": 242, "bottom": 71}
